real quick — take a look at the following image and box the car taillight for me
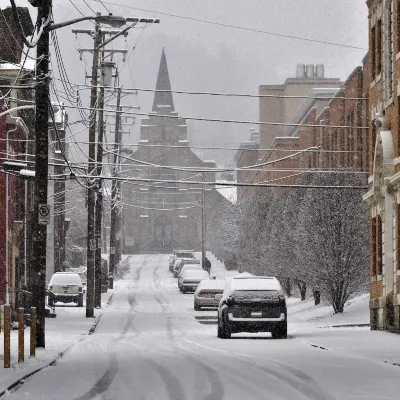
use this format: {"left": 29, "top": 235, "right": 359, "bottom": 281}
{"left": 79, "top": 287, "right": 83, "bottom": 293}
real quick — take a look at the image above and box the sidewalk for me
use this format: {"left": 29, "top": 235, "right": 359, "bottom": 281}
{"left": 0, "top": 290, "right": 113, "bottom": 396}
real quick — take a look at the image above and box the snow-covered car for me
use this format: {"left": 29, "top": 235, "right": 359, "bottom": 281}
{"left": 180, "top": 270, "right": 210, "bottom": 293}
{"left": 168, "top": 256, "right": 175, "bottom": 272}
{"left": 173, "top": 259, "right": 183, "bottom": 277}
{"left": 216, "top": 277, "right": 287, "bottom": 339}
{"left": 194, "top": 279, "right": 226, "bottom": 311}
{"left": 178, "top": 264, "right": 203, "bottom": 289}
{"left": 47, "top": 272, "right": 84, "bottom": 307}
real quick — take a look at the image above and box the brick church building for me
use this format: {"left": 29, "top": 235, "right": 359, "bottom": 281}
{"left": 121, "top": 49, "right": 216, "bottom": 253}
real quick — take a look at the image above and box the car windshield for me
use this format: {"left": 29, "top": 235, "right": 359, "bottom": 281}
{"left": 175, "top": 252, "right": 194, "bottom": 259}
{"left": 50, "top": 274, "right": 82, "bottom": 285}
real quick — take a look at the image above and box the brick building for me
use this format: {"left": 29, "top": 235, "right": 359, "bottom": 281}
{"left": 363, "top": 0, "right": 400, "bottom": 333}
{"left": 236, "top": 63, "right": 369, "bottom": 198}
{"left": 259, "top": 64, "right": 342, "bottom": 149}
{"left": 0, "top": 6, "right": 35, "bottom": 307}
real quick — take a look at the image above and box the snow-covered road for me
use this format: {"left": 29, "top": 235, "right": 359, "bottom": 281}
{"left": 8, "top": 254, "right": 400, "bottom": 399}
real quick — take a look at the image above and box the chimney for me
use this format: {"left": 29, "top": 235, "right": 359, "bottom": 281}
{"left": 296, "top": 64, "right": 306, "bottom": 78}
{"left": 0, "top": 7, "right": 33, "bottom": 64}
{"left": 306, "top": 64, "right": 315, "bottom": 79}
{"left": 316, "top": 64, "right": 325, "bottom": 78}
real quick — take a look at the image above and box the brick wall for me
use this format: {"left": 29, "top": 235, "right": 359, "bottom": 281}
{"left": 0, "top": 7, "right": 33, "bottom": 64}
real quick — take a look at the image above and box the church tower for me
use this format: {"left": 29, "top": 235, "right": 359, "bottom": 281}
{"left": 121, "top": 49, "right": 216, "bottom": 254}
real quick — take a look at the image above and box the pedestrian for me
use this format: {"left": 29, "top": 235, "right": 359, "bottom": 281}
{"left": 204, "top": 257, "right": 211, "bottom": 275}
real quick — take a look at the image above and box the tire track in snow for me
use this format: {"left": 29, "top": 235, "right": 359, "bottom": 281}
{"left": 73, "top": 255, "right": 149, "bottom": 400}
{"left": 149, "top": 258, "right": 226, "bottom": 400}
{"left": 182, "top": 338, "right": 337, "bottom": 400}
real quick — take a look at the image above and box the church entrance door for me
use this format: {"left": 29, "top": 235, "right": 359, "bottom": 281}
{"left": 154, "top": 216, "right": 173, "bottom": 247}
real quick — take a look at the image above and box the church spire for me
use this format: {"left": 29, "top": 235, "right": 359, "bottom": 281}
{"left": 152, "top": 48, "right": 175, "bottom": 112}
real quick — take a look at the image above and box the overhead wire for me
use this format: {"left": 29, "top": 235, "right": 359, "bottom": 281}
{"left": 88, "top": 0, "right": 367, "bottom": 51}
{"left": 53, "top": 78, "right": 369, "bottom": 101}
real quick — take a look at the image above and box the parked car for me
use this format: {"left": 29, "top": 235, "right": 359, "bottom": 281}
{"left": 169, "top": 249, "right": 196, "bottom": 272}
{"left": 174, "top": 249, "right": 195, "bottom": 259}
{"left": 47, "top": 272, "right": 84, "bottom": 307}
{"left": 175, "top": 258, "right": 201, "bottom": 278}
{"left": 168, "top": 256, "right": 175, "bottom": 272}
{"left": 173, "top": 259, "right": 183, "bottom": 277}
{"left": 194, "top": 279, "right": 226, "bottom": 311}
{"left": 216, "top": 277, "right": 287, "bottom": 339}
{"left": 180, "top": 270, "right": 210, "bottom": 293}
{"left": 178, "top": 264, "right": 203, "bottom": 289}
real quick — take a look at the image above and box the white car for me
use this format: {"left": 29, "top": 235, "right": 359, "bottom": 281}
{"left": 180, "top": 270, "right": 210, "bottom": 293}
{"left": 47, "top": 272, "right": 84, "bottom": 307}
{"left": 178, "top": 264, "right": 203, "bottom": 289}
{"left": 194, "top": 279, "right": 226, "bottom": 310}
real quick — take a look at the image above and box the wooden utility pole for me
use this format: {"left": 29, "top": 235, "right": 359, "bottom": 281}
{"left": 109, "top": 88, "right": 122, "bottom": 289}
{"left": 32, "top": 0, "right": 52, "bottom": 347}
{"left": 85, "top": 14, "right": 102, "bottom": 318}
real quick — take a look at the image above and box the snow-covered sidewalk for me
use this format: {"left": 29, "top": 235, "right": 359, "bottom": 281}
{"left": 0, "top": 290, "right": 113, "bottom": 396}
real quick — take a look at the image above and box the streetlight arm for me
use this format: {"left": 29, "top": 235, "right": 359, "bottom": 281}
{"left": 50, "top": 16, "right": 160, "bottom": 32}
{"left": 50, "top": 16, "right": 98, "bottom": 31}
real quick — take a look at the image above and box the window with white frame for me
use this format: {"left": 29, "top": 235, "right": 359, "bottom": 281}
{"left": 385, "top": 0, "right": 394, "bottom": 99}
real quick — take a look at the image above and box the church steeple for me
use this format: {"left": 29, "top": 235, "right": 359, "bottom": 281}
{"left": 152, "top": 48, "right": 175, "bottom": 112}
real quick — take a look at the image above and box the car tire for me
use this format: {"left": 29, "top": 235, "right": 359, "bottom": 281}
{"left": 182, "top": 288, "right": 187, "bottom": 294}
{"left": 217, "top": 317, "right": 231, "bottom": 339}
{"left": 77, "top": 296, "right": 83, "bottom": 307}
{"left": 272, "top": 324, "right": 287, "bottom": 339}
{"left": 194, "top": 304, "right": 201, "bottom": 311}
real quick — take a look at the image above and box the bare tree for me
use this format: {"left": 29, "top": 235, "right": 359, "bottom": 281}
{"left": 295, "top": 173, "right": 369, "bottom": 313}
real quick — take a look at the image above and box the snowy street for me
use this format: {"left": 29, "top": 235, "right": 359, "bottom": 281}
{"left": 7, "top": 254, "right": 400, "bottom": 400}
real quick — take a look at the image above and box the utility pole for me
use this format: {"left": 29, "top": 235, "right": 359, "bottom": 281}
{"left": 94, "top": 81, "right": 104, "bottom": 309}
{"left": 85, "top": 14, "right": 102, "bottom": 318}
{"left": 109, "top": 88, "right": 122, "bottom": 289}
{"left": 201, "top": 174, "right": 206, "bottom": 268}
{"left": 32, "top": 0, "right": 52, "bottom": 348}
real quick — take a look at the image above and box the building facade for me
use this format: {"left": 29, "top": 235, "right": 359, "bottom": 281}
{"left": 121, "top": 49, "right": 216, "bottom": 253}
{"left": 0, "top": 6, "right": 35, "bottom": 308}
{"left": 259, "top": 64, "right": 342, "bottom": 149}
{"left": 363, "top": 0, "right": 400, "bottom": 333}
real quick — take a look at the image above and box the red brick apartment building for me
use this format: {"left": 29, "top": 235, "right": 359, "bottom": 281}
{"left": 236, "top": 62, "right": 369, "bottom": 202}
{"left": 363, "top": 0, "right": 400, "bottom": 333}
{"left": 0, "top": 7, "right": 35, "bottom": 308}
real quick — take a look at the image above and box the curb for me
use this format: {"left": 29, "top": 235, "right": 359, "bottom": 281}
{"left": 0, "top": 311, "right": 105, "bottom": 398}
{"left": 316, "top": 323, "right": 370, "bottom": 329}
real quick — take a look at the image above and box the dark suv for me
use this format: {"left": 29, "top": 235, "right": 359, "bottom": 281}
{"left": 217, "top": 277, "right": 287, "bottom": 339}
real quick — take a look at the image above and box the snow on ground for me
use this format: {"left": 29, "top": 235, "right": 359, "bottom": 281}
{"left": 0, "top": 291, "right": 113, "bottom": 395}
{"left": 1, "top": 253, "right": 400, "bottom": 400}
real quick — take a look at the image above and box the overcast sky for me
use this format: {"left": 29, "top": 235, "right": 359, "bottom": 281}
{"left": 2, "top": 0, "right": 368, "bottom": 165}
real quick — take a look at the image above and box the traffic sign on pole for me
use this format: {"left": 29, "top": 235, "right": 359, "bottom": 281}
{"left": 38, "top": 204, "right": 50, "bottom": 225}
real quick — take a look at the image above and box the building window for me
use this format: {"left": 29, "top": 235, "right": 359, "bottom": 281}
{"left": 372, "top": 25, "right": 376, "bottom": 78}
{"left": 385, "top": 0, "right": 394, "bottom": 99}
{"left": 371, "top": 216, "right": 377, "bottom": 277}
{"left": 377, "top": 214, "right": 383, "bottom": 276}
{"left": 377, "top": 18, "right": 383, "bottom": 75}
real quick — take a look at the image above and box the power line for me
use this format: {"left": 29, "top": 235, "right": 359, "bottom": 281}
{"left": 53, "top": 78, "right": 369, "bottom": 101}
{"left": 58, "top": 103, "right": 371, "bottom": 130}
{"left": 10, "top": 97, "right": 369, "bottom": 129}
{"left": 55, "top": 172, "right": 369, "bottom": 190}
{"left": 88, "top": 0, "right": 367, "bottom": 51}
